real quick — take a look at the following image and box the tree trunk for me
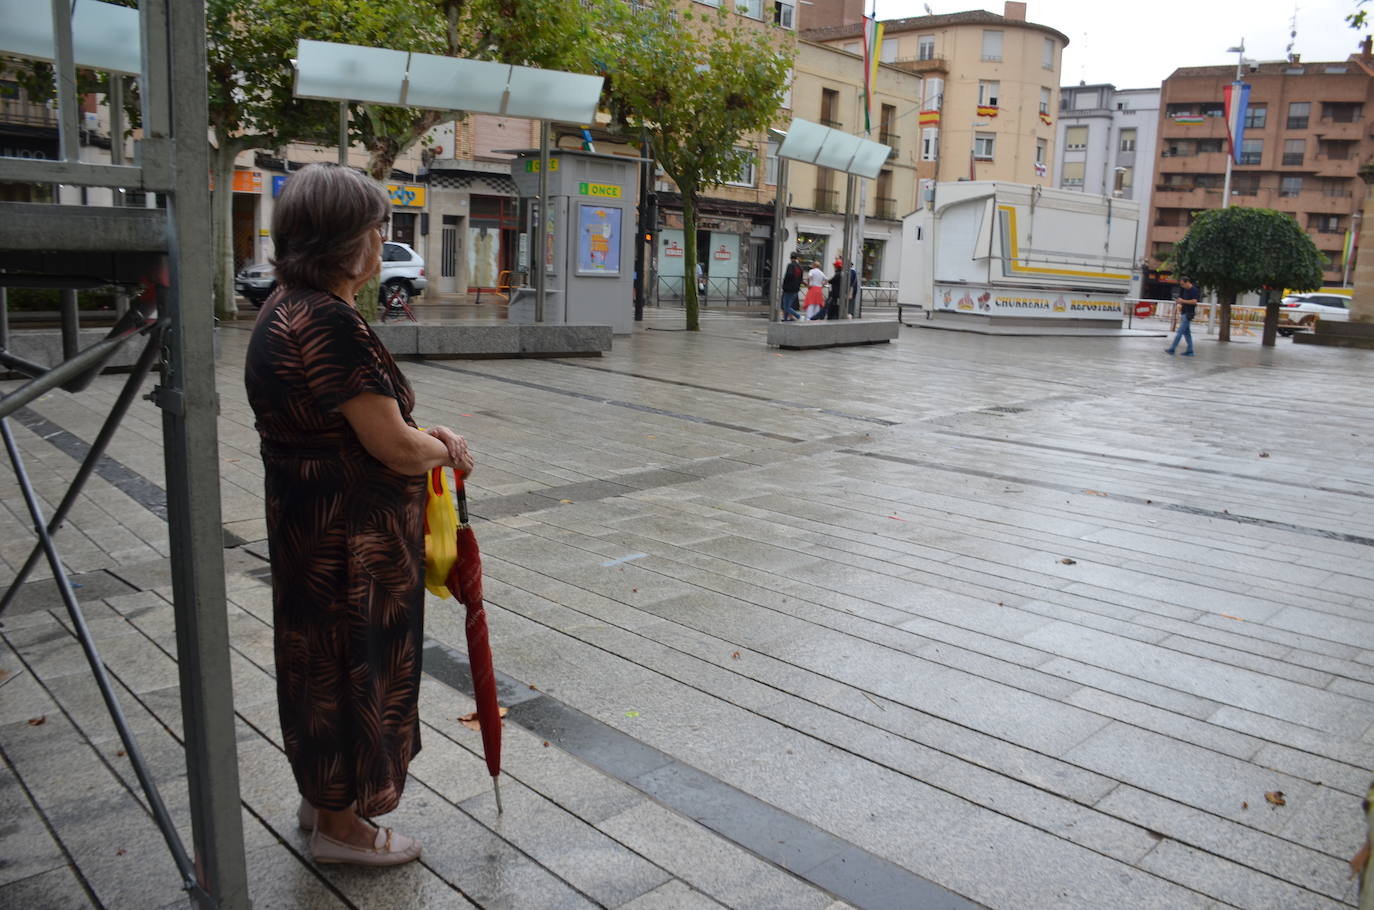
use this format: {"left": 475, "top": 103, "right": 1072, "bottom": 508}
{"left": 1260, "top": 288, "right": 1279, "bottom": 346}
{"left": 210, "top": 135, "right": 243, "bottom": 321}
{"left": 681, "top": 189, "right": 700, "bottom": 331}
{"left": 1219, "top": 289, "right": 1234, "bottom": 343}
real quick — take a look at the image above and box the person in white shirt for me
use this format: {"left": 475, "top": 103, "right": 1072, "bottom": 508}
{"left": 802, "top": 260, "right": 827, "bottom": 320}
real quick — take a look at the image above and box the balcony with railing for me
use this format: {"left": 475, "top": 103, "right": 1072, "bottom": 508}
{"left": 814, "top": 187, "right": 840, "bottom": 213}
{"left": 891, "top": 56, "right": 948, "bottom": 74}
{"left": 874, "top": 197, "right": 897, "bottom": 220}
{"left": 880, "top": 131, "right": 899, "bottom": 157}
{"left": 0, "top": 98, "right": 58, "bottom": 128}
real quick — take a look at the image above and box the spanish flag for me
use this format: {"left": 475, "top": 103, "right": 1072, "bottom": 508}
{"left": 976, "top": 104, "right": 998, "bottom": 118}
{"left": 919, "top": 110, "right": 941, "bottom": 126}
{"left": 1039, "top": 110, "right": 1052, "bottom": 126}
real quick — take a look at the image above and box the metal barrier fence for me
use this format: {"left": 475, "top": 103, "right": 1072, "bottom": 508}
{"left": 652, "top": 275, "right": 765, "bottom": 307}
{"left": 1124, "top": 297, "right": 1275, "bottom": 336}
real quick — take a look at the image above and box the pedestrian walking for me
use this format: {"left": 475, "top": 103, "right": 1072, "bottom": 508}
{"left": 803, "top": 259, "right": 827, "bottom": 320}
{"left": 779, "top": 252, "right": 804, "bottom": 321}
{"left": 1167, "top": 276, "right": 1200, "bottom": 356}
{"left": 244, "top": 163, "right": 475, "bottom": 867}
{"left": 825, "top": 258, "right": 858, "bottom": 320}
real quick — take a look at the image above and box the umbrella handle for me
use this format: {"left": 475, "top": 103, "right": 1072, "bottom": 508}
{"left": 454, "top": 475, "right": 470, "bottom": 525}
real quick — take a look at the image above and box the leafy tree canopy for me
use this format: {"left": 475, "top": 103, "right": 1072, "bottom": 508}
{"left": 1169, "top": 206, "right": 1326, "bottom": 299}
{"left": 596, "top": 0, "right": 794, "bottom": 329}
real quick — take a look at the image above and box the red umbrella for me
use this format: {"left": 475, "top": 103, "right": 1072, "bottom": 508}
{"left": 444, "top": 475, "right": 503, "bottom": 813}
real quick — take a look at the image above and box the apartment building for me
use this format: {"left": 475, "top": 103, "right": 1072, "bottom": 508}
{"left": 804, "top": 1, "right": 1067, "bottom": 192}
{"left": 1147, "top": 51, "right": 1373, "bottom": 285}
{"left": 1054, "top": 83, "right": 1160, "bottom": 263}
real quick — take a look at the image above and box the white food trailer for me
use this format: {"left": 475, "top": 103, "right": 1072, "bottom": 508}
{"left": 898, "top": 182, "right": 1140, "bottom": 327}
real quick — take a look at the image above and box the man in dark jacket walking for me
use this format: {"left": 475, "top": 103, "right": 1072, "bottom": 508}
{"left": 779, "top": 252, "right": 803, "bottom": 321}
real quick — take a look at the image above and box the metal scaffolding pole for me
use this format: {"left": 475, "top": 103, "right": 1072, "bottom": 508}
{"left": 153, "top": 1, "right": 251, "bottom": 905}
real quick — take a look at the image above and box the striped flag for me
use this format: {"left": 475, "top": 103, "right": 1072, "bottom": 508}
{"left": 976, "top": 104, "right": 999, "bottom": 117}
{"left": 1038, "top": 110, "right": 1052, "bottom": 126}
{"left": 581, "top": 129, "right": 596, "bottom": 153}
{"left": 1344, "top": 227, "right": 1358, "bottom": 266}
{"left": 918, "top": 109, "right": 941, "bottom": 125}
{"left": 1171, "top": 114, "right": 1206, "bottom": 125}
{"left": 862, "top": 16, "right": 885, "bottom": 134}
{"left": 1223, "top": 81, "right": 1250, "bottom": 162}
{"left": 1034, "top": 161, "right": 1047, "bottom": 177}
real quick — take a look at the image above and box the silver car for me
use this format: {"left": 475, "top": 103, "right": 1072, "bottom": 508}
{"left": 234, "top": 241, "right": 427, "bottom": 307}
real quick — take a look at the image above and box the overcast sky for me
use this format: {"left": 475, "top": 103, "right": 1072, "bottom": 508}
{"left": 871, "top": 0, "right": 1365, "bottom": 88}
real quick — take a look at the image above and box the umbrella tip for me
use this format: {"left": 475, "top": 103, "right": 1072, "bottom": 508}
{"left": 493, "top": 778, "right": 504, "bottom": 815}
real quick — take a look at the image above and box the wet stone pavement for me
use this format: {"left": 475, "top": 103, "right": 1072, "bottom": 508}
{"left": 1, "top": 306, "right": 1372, "bottom": 909}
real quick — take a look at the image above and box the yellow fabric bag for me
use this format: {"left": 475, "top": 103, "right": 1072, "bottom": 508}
{"left": 423, "top": 465, "right": 458, "bottom": 599}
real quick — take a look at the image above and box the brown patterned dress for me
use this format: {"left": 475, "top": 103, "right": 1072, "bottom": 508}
{"left": 245, "top": 287, "right": 425, "bottom": 817}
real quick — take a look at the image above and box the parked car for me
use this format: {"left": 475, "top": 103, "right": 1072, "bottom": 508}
{"left": 1277, "top": 293, "right": 1351, "bottom": 335}
{"left": 234, "top": 241, "right": 427, "bottom": 307}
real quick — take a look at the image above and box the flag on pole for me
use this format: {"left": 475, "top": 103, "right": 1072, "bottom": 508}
{"left": 1034, "top": 161, "right": 1047, "bottom": 177}
{"left": 862, "top": 16, "right": 884, "bottom": 134}
{"left": 1223, "top": 82, "right": 1250, "bottom": 163}
{"left": 976, "top": 104, "right": 999, "bottom": 117}
{"left": 918, "top": 110, "right": 941, "bottom": 125}
{"left": 1038, "top": 110, "right": 1052, "bottom": 126}
{"left": 580, "top": 129, "right": 596, "bottom": 153}
{"left": 1344, "top": 227, "right": 1358, "bottom": 266}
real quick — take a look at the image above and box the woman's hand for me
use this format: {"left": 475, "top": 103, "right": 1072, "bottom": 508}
{"left": 427, "top": 426, "right": 474, "bottom": 477}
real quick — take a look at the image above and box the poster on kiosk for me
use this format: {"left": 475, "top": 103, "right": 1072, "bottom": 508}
{"left": 510, "top": 149, "right": 637, "bottom": 334}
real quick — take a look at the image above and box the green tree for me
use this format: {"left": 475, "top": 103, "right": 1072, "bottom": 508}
{"left": 598, "top": 1, "right": 793, "bottom": 330}
{"left": 1169, "top": 207, "right": 1326, "bottom": 346}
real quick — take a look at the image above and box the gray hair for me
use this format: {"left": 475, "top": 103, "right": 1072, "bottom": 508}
{"left": 271, "top": 163, "right": 390, "bottom": 292}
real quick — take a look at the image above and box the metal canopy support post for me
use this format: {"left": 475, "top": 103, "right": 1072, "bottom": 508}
{"left": 156, "top": 1, "right": 251, "bottom": 905}
{"left": 840, "top": 174, "right": 856, "bottom": 315}
{"left": 338, "top": 102, "right": 348, "bottom": 165}
{"left": 769, "top": 157, "right": 788, "bottom": 322}
{"left": 535, "top": 120, "right": 549, "bottom": 323}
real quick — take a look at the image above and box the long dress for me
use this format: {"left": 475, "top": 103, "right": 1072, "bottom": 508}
{"left": 244, "top": 287, "right": 426, "bottom": 817}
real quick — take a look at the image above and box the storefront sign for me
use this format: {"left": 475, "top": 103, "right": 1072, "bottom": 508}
{"left": 232, "top": 170, "right": 262, "bottom": 193}
{"left": 662, "top": 239, "right": 684, "bottom": 258}
{"left": 577, "top": 204, "right": 621, "bottom": 275}
{"left": 272, "top": 175, "right": 288, "bottom": 197}
{"left": 711, "top": 244, "right": 732, "bottom": 261}
{"left": 523, "top": 159, "right": 560, "bottom": 173}
{"left": 578, "top": 181, "right": 621, "bottom": 199}
{"left": 934, "top": 284, "right": 1124, "bottom": 319}
{"left": 386, "top": 183, "right": 425, "bottom": 207}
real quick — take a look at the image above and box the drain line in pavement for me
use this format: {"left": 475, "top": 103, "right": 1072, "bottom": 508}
{"left": 846, "top": 450, "right": 1374, "bottom": 548}
{"left": 421, "top": 641, "right": 982, "bottom": 910}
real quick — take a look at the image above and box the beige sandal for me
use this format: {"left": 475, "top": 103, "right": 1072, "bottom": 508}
{"left": 310, "top": 824, "right": 422, "bottom": 866}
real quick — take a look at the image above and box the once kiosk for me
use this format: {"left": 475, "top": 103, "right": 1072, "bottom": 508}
{"left": 510, "top": 149, "right": 637, "bottom": 334}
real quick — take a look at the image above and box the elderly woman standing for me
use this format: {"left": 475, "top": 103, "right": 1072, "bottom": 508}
{"left": 245, "top": 163, "right": 473, "bottom": 866}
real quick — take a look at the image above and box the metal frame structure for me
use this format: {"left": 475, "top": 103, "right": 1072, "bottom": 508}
{"left": 0, "top": 2, "right": 249, "bottom": 907}
{"left": 768, "top": 119, "right": 890, "bottom": 321}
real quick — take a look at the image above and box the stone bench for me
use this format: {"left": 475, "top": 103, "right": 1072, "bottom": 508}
{"left": 765, "top": 318, "right": 900, "bottom": 350}
{"left": 372, "top": 323, "right": 611, "bottom": 359}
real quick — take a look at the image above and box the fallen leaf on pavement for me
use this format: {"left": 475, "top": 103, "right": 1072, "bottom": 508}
{"left": 1083, "top": 490, "right": 1107, "bottom": 496}
{"left": 458, "top": 707, "right": 508, "bottom": 731}
{"left": 542, "top": 741, "right": 550, "bottom": 747}
{"left": 1264, "top": 790, "right": 1286, "bottom": 807}
{"left": 1221, "top": 614, "right": 1245, "bottom": 621}
{"left": 116, "top": 848, "right": 126, "bottom": 856}
{"left": 1059, "top": 558, "right": 1077, "bottom": 565}
{"left": 625, "top": 710, "right": 640, "bottom": 718}
{"left": 0, "top": 668, "right": 10, "bottom": 682}
{"left": 1241, "top": 801, "right": 1248, "bottom": 810}
{"left": 27, "top": 716, "right": 45, "bottom": 726}
{"left": 560, "top": 499, "right": 574, "bottom": 504}
{"left": 731, "top": 651, "right": 741, "bottom": 660}
{"left": 116, "top": 750, "right": 126, "bottom": 758}
{"left": 1259, "top": 452, "right": 1270, "bottom": 458}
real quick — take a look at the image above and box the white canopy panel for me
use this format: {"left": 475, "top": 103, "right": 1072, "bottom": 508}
{"left": 293, "top": 39, "right": 603, "bottom": 124}
{"left": 777, "top": 117, "right": 890, "bottom": 180}
{"left": 0, "top": 0, "right": 142, "bottom": 76}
